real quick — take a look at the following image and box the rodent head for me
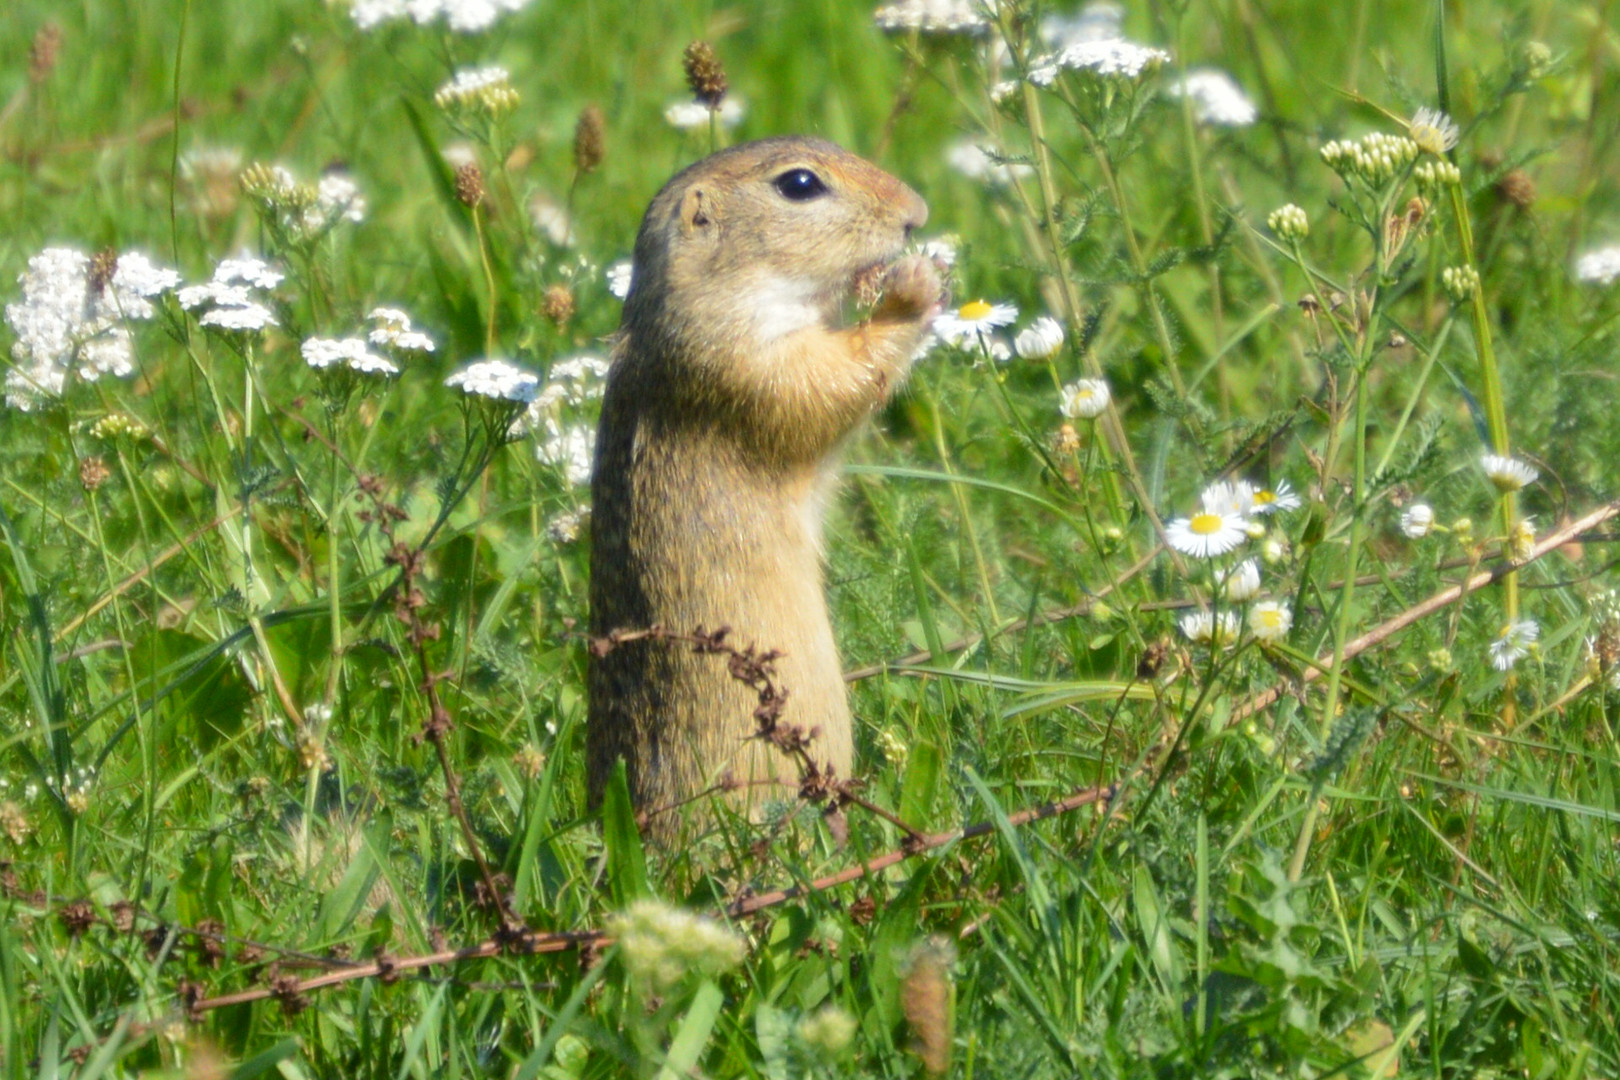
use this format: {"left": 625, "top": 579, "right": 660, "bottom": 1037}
{"left": 622, "top": 136, "right": 928, "bottom": 359}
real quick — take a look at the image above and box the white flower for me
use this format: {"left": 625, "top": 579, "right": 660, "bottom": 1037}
{"left": 445, "top": 358, "right": 540, "bottom": 402}
{"left": 435, "top": 67, "right": 519, "bottom": 113}
{"left": 945, "top": 140, "right": 1033, "bottom": 187}
{"left": 1250, "top": 479, "right": 1301, "bottom": 515}
{"left": 1408, "top": 106, "right": 1459, "bottom": 156}
{"left": 796, "top": 1005, "right": 858, "bottom": 1056}
{"left": 933, "top": 299, "right": 1018, "bottom": 346}
{"left": 1575, "top": 245, "right": 1620, "bottom": 286}
{"left": 1041, "top": 2, "right": 1125, "bottom": 49}
{"left": 1059, "top": 378, "right": 1111, "bottom": 419}
{"left": 546, "top": 505, "right": 589, "bottom": 543}
{"left": 1248, "top": 600, "right": 1292, "bottom": 642}
{"left": 528, "top": 193, "right": 574, "bottom": 248}
{"left": 1267, "top": 203, "right": 1309, "bottom": 241}
{"left": 1481, "top": 453, "right": 1538, "bottom": 493}
{"left": 537, "top": 421, "right": 595, "bottom": 486}
{"left": 1400, "top": 503, "right": 1434, "bottom": 538}
{"left": 918, "top": 237, "right": 958, "bottom": 268}
{"left": 4, "top": 247, "right": 179, "bottom": 410}
{"left": 1200, "top": 479, "right": 1257, "bottom": 519}
{"left": 1168, "top": 68, "right": 1257, "bottom": 127}
{"left": 1488, "top": 618, "right": 1539, "bottom": 671}
{"left": 605, "top": 260, "right": 634, "bottom": 300}
{"left": 302, "top": 336, "right": 398, "bottom": 375}
{"left": 1165, "top": 510, "right": 1247, "bottom": 558}
{"left": 354, "top": 0, "right": 531, "bottom": 32}
{"left": 315, "top": 172, "right": 367, "bottom": 225}
{"left": 542, "top": 353, "right": 612, "bottom": 404}
{"left": 179, "top": 256, "right": 281, "bottom": 335}
{"left": 664, "top": 97, "right": 746, "bottom": 131}
{"left": 200, "top": 304, "right": 277, "bottom": 332}
{"left": 608, "top": 899, "right": 746, "bottom": 991}
{"left": 1014, "top": 316, "right": 1065, "bottom": 360}
{"left": 1029, "top": 38, "right": 1171, "bottom": 85}
{"left": 1180, "top": 609, "right": 1241, "bottom": 646}
{"left": 872, "top": 0, "right": 988, "bottom": 34}
{"left": 1217, "top": 558, "right": 1261, "bottom": 602}
{"left": 367, "top": 307, "right": 436, "bottom": 351}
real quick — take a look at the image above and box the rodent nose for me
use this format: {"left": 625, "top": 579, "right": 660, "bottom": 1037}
{"left": 900, "top": 186, "right": 928, "bottom": 238}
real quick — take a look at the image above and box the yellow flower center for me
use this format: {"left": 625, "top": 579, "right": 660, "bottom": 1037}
{"left": 1189, "top": 512, "right": 1224, "bottom": 535}
{"left": 1257, "top": 609, "right": 1283, "bottom": 629}
{"left": 958, "top": 299, "right": 994, "bottom": 321}
{"left": 1254, "top": 490, "right": 1276, "bottom": 505}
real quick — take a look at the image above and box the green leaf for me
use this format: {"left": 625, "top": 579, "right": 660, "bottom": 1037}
{"left": 601, "top": 759, "right": 650, "bottom": 906}
{"left": 655, "top": 979, "right": 725, "bottom": 1080}
{"left": 897, "top": 739, "right": 942, "bottom": 832}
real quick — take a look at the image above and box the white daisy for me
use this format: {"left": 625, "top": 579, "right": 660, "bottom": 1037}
{"left": 1249, "top": 479, "right": 1301, "bottom": 515}
{"left": 1217, "top": 558, "right": 1261, "bottom": 602}
{"left": 933, "top": 299, "right": 1018, "bottom": 346}
{"left": 1200, "top": 479, "right": 1257, "bottom": 519}
{"left": 1481, "top": 454, "right": 1538, "bottom": 493}
{"left": 1400, "top": 503, "right": 1434, "bottom": 538}
{"left": 445, "top": 358, "right": 540, "bottom": 402}
{"left": 1059, "top": 378, "right": 1111, "bottom": 419}
{"left": 1488, "top": 618, "right": 1539, "bottom": 671}
{"left": 1179, "top": 609, "right": 1241, "bottom": 646}
{"left": 1014, "top": 316, "right": 1065, "bottom": 360}
{"left": 1408, "top": 106, "right": 1459, "bottom": 156}
{"left": 1247, "top": 600, "right": 1292, "bottom": 642}
{"left": 1165, "top": 510, "right": 1247, "bottom": 558}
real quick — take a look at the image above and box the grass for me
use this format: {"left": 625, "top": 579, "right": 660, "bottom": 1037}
{"left": 2, "top": 0, "right": 1619, "bottom": 1076}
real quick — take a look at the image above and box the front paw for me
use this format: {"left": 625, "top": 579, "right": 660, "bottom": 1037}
{"left": 871, "top": 255, "right": 945, "bottom": 323}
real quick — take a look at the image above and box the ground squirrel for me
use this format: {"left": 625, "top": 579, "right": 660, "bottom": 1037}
{"left": 587, "top": 135, "right": 943, "bottom": 830}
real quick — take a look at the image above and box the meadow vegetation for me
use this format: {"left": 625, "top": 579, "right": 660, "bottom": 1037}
{"left": 2, "top": 0, "right": 1619, "bottom": 1075}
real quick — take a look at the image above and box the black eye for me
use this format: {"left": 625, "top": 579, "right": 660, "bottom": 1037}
{"left": 773, "top": 168, "right": 828, "bottom": 201}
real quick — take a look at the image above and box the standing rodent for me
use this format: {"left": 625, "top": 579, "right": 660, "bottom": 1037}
{"left": 587, "top": 135, "right": 943, "bottom": 832}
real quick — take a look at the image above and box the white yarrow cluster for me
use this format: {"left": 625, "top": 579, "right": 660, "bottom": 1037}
{"left": 4, "top": 247, "right": 180, "bottom": 410}
{"left": 444, "top": 358, "right": 539, "bottom": 402}
{"left": 241, "top": 164, "right": 368, "bottom": 238}
{"left": 178, "top": 256, "right": 283, "bottom": 334}
{"left": 350, "top": 0, "right": 532, "bottom": 33}
{"left": 605, "top": 261, "right": 634, "bottom": 300}
{"left": 536, "top": 421, "right": 595, "bottom": 487}
{"left": 1029, "top": 38, "right": 1171, "bottom": 86}
{"left": 872, "top": 0, "right": 988, "bottom": 34}
{"left": 367, "top": 307, "right": 436, "bottom": 352}
{"left": 945, "top": 140, "right": 1033, "bottom": 187}
{"left": 608, "top": 899, "right": 747, "bottom": 991}
{"left": 1168, "top": 69, "right": 1257, "bottom": 127}
{"left": 302, "top": 336, "right": 398, "bottom": 376}
{"left": 1267, "top": 203, "right": 1309, "bottom": 240}
{"left": 435, "top": 67, "right": 519, "bottom": 113}
{"left": 1574, "top": 245, "right": 1620, "bottom": 286}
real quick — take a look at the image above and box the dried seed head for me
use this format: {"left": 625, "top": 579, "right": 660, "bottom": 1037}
{"left": 542, "top": 283, "right": 576, "bottom": 325}
{"left": 900, "top": 937, "right": 955, "bottom": 1076}
{"left": 79, "top": 456, "right": 110, "bottom": 492}
{"left": 682, "top": 41, "right": 729, "bottom": 107}
{"left": 87, "top": 248, "right": 119, "bottom": 298}
{"left": 1496, "top": 169, "right": 1537, "bottom": 210}
{"left": 29, "top": 23, "right": 61, "bottom": 84}
{"left": 573, "top": 104, "right": 605, "bottom": 174}
{"left": 454, "top": 162, "right": 485, "bottom": 208}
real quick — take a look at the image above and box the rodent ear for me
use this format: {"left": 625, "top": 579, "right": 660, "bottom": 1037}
{"left": 679, "top": 186, "right": 714, "bottom": 234}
